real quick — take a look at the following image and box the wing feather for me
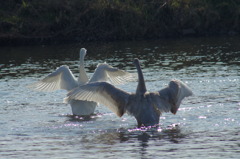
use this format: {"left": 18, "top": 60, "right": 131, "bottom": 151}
{"left": 151, "top": 80, "right": 192, "bottom": 114}
{"left": 28, "top": 65, "right": 78, "bottom": 92}
{"left": 89, "top": 63, "right": 135, "bottom": 85}
{"left": 64, "top": 82, "right": 130, "bottom": 117}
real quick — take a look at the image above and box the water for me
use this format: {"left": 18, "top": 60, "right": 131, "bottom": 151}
{"left": 0, "top": 37, "right": 239, "bottom": 158}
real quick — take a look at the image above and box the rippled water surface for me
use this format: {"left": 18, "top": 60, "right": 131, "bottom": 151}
{"left": 0, "top": 37, "right": 239, "bottom": 158}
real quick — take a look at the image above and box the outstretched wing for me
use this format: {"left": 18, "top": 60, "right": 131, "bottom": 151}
{"left": 28, "top": 65, "right": 78, "bottom": 92}
{"left": 64, "top": 82, "right": 130, "bottom": 117}
{"left": 150, "top": 80, "right": 193, "bottom": 114}
{"left": 89, "top": 63, "right": 135, "bottom": 85}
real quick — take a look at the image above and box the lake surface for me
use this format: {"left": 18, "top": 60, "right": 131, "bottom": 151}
{"left": 0, "top": 37, "right": 239, "bottom": 158}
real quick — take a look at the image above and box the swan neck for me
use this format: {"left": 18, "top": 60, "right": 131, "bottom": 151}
{"left": 78, "top": 56, "right": 88, "bottom": 84}
{"left": 135, "top": 62, "right": 147, "bottom": 94}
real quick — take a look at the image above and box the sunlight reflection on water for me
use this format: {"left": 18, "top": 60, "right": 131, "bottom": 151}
{"left": 0, "top": 37, "right": 239, "bottom": 158}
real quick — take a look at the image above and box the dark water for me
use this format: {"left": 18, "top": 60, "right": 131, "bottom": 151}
{"left": 0, "top": 37, "right": 239, "bottom": 158}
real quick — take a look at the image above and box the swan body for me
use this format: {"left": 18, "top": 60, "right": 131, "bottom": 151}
{"left": 65, "top": 58, "right": 193, "bottom": 127}
{"left": 28, "top": 48, "right": 134, "bottom": 116}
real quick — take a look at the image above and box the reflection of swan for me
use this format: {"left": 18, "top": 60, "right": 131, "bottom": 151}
{"left": 28, "top": 48, "right": 134, "bottom": 116}
{"left": 65, "top": 58, "right": 193, "bottom": 127}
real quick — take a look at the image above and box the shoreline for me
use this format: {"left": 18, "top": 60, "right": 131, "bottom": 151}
{"left": 0, "top": 31, "right": 238, "bottom": 46}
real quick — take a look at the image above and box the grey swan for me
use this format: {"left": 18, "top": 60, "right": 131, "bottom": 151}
{"left": 28, "top": 48, "right": 134, "bottom": 116}
{"left": 64, "top": 58, "right": 193, "bottom": 127}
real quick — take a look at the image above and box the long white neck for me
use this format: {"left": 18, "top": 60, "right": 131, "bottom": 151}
{"left": 134, "top": 59, "right": 147, "bottom": 95}
{"left": 78, "top": 49, "right": 89, "bottom": 84}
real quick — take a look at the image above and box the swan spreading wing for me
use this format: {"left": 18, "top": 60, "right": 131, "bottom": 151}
{"left": 27, "top": 48, "right": 135, "bottom": 116}
{"left": 64, "top": 82, "right": 130, "bottom": 117}
{"left": 89, "top": 63, "right": 135, "bottom": 85}
{"left": 27, "top": 65, "right": 78, "bottom": 92}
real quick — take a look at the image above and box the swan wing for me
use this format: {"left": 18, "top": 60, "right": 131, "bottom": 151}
{"left": 151, "top": 80, "right": 192, "bottom": 114}
{"left": 64, "top": 82, "right": 130, "bottom": 117}
{"left": 28, "top": 65, "right": 78, "bottom": 92}
{"left": 89, "top": 63, "right": 134, "bottom": 85}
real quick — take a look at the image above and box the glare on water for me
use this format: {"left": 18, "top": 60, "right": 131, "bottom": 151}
{"left": 0, "top": 37, "right": 239, "bottom": 158}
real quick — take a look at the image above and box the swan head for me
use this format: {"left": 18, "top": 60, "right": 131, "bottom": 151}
{"left": 133, "top": 58, "right": 140, "bottom": 66}
{"left": 80, "top": 48, "right": 87, "bottom": 59}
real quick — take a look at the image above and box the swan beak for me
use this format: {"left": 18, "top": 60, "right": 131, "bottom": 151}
{"left": 171, "top": 108, "right": 177, "bottom": 114}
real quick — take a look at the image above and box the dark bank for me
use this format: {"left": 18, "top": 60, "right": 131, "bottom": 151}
{"left": 0, "top": 0, "right": 240, "bottom": 46}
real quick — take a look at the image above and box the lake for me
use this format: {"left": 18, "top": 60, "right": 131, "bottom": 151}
{"left": 0, "top": 37, "right": 239, "bottom": 158}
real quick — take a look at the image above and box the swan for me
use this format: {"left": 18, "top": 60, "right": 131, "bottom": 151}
{"left": 28, "top": 48, "right": 134, "bottom": 116}
{"left": 64, "top": 58, "right": 193, "bottom": 127}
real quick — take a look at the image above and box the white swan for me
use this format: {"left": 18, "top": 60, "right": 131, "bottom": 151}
{"left": 28, "top": 48, "right": 134, "bottom": 116}
{"left": 64, "top": 58, "right": 193, "bottom": 127}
